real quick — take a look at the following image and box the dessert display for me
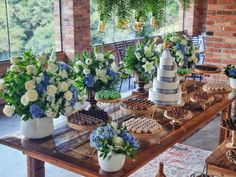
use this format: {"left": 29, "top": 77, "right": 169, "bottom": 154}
{"left": 220, "top": 118, "right": 236, "bottom": 149}
{"left": 190, "top": 92, "right": 214, "bottom": 103}
{"left": 149, "top": 47, "right": 182, "bottom": 106}
{"left": 67, "top": 110, "right": 109, "bottom": 131}
{"left": 194, "top": 64, "right": 221, "bottom": 74}
{"left": 164, "top": 107, "right": 192, "bottom": 125}
{"left": 122, "top": 98, "right": 155, "bottom": 110}
{"left": 95, "top": 90, "right": 121, "bottom": 101}
{"left": 122, "top": 117, "right": 162, "bottom": 134}
{"left": 226, "top": 150, "right": 236, "bottom": 164}
{"left": 203, "top": 82, "right": 232, "bottom": 94}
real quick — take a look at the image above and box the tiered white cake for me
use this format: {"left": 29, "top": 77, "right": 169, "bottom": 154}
{"left": 149, "top": 48, "right": 182, "bottom": 105}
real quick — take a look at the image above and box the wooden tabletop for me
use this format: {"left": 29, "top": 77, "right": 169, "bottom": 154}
{"left": 206, "top": 141, "right": 236, "bottom": 177}
{"left": 1, "top": 81, "right": 236, "bottom": 177}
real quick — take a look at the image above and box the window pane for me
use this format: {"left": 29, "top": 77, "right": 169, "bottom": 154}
{"left": 0, "top": 0, "right": 10, "bottom": 61}
{"left": 90, "top": 0, "right": 180, "bottom": 46}
{"left": 7, "top": 0, "right": 55, "bottom": 56}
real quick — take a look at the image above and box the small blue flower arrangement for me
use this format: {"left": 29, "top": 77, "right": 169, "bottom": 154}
{"left": 90, "top": 122, "right": 139, "bottom": 159}
{"left": 225, "top": 64, "right": 236, "bottom": 79}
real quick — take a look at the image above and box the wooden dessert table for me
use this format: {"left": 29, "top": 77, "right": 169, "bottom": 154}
{"left": 0, "top": 81, "right": 236, "bottom": 177}
{"left": 206, "top": 140, "right": 236, "bottom": 177}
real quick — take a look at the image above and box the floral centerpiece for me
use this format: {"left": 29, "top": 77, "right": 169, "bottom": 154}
{"left": 123, "top": 37, "right": 159, "bottom": 94}
{"left": 72, "top": 48, "right": 120, "bottom": 110}
{"left": 90, "top": 122, "right": 139, "bottom": 172}
{"left": 156, "top": 32, "right": 198, "bottom": 69}
{"left": 0, "top": 50, "right": 79, "bottom": 139}
{"left": 225, "top": 64, "right": 236, "bottom": 89}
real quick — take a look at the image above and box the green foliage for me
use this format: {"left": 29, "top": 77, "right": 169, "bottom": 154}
{"left": 179, "top": 0, "right": 193, "bottom": 11}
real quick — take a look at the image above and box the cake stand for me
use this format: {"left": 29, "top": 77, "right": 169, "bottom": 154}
{"left": 155, "top": 100, "right": 185, "bottom": 110}
{"left": 164, "top": 110, "right": 192, "bottom": 126}
{"left": 190, "top": 95, "right": 214, "bottom": 110}
{"left": 220, "top": 124, "right": 236, "bottom": 149}
{"left": 193, "top": 67, "right": 222, "bottom": 83}
{"left": 203, "top": 85, "right": 232, "bottom": 99}
{"left": 120, "top": 105, "right": 156, "bottom": 118}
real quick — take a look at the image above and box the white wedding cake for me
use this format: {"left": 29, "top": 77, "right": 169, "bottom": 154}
{"left": 149, "top": 48, "right": 182, "bottom": 105}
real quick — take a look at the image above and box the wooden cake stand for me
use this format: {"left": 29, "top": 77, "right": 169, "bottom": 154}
{"left": 190, "top": 95, "right": 214, "bottom": 110}
{"left": 164, "top": 110, "right": 193, "bottom": 125}
{"left": 194, "top": 67, "right": 222, "bottom": 75}
{"left": 120, "top": 105, "right": 156, "bottom": 118}
{"left": 220, "top": 125, "right": 236, "bottom": 149}
{"left": 203, "top": 86, "right": 232, "bottom": 99}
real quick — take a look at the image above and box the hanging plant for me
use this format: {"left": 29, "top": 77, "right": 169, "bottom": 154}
{"left": 179, "top": 0, "right": 194, "bottom": 30}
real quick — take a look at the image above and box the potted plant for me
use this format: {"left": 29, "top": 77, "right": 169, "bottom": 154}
{"left": 90, "top": 122, "right": 139, "bottom": 172}
{"left": 124, "top": 37, "right": 159, "bottom": 95}
{"left": 225, "top": 64, "right": 236, "bottom": 89}
{"left": 72, "top": 48, "right": 120, "bottom": 110}
{"left": 0, "top": 50, "right": 79, "bottom": 139}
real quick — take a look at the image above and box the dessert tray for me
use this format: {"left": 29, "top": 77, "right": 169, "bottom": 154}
{"left": 164, "top": 107, "right": 192, "bottom": 125}
{"left": 121, "top": 98, "right": 156, "bottom": 115}
{"left": 122, "top": 117, "right": 163, "bottom": 140}
{"left": 220, "top": 119, "right": 236, "bottom": 149}
{"left": 190, "top": 92, "right": 214, "bottom": 110}
{"left": 203, "top": 82, "right": 232, "bottom": 94}
{"left": 67, "top": 110, "right": 109, "bottom": 131}
{"left": 95, "top": 90, "right": 121, "bottom": 103}
{"left": 194, "top": 64, "right": 222, "bottom": 74}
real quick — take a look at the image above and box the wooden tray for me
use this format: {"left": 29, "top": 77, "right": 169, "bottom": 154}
{"left": 194, "top": 67, "right": 222, "bottom": 75}
{"left": 190, "top": 95, "right": 215, "bottom": 104}
{"left": 164, "top": 110, "right": 193, "bottom": 121}
{"left": 67, "top": 121, "right": 99, "bottom": 131}
{"left": 132, "top": 127, "right": 163, "bottom": 141}
{"left": 96, "top": 97, "right": 121, "bottom": 103}
{"left": 203, "top": 86, "right": 232, "bottom": 95}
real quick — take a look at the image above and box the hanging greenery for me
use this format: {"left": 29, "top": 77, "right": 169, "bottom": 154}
{"left": 179, "top": 0, "right": 194, "bottom": 12}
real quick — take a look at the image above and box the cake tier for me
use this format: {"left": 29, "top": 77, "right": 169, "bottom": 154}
{"left": 149, "top": 88, "right": 182, "bottom": 105}
{"left": 157, "top": 68, "right": 177, "bottom": 82}
{"left": 160, "top": 49, "right": 175, "bottom": 68}
{"left": 153, "top": 79, "right": 179, "bottom": 94}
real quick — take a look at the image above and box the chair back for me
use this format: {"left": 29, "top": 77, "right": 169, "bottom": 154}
{"left": 115, "top": 41, "right": 126, "bottom": 64}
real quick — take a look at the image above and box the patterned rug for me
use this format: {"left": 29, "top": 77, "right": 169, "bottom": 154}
{"left": 130, "top": 143, "right": 211, "bottom": 177}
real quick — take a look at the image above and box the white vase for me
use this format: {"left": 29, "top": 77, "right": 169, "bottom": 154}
{"left": 21, "top": 117, "right": 54, "bottom": 139}
{"left": 230, "top": 78, "right": 236, "bottom": 89}
{"left": 97, "top": 151, "right": 126, "bottom": 172}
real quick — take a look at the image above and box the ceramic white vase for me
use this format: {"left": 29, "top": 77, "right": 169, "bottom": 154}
{"left": 98, "top": 151, "right": 126, "bottom": 172}
{"left": 21, "top": 117, "right": 54, "bottom": 139}
{"left": 230, "top": 78, "right": 236, "bottom": 89}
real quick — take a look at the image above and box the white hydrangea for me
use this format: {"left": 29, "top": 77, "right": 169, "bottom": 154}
{"left": 83, "top": 68, "right": 91, "bottom": 75}
{"left": 26, "top": 65, "right": 37, "bottom": 75}
{"left": 20, "top": 94, "right": 29, "bottom": 106}
{"left": 64, "top": 91, "right": 73, "bottom": 101}
{"left": 3, "top": 105, "right": 15, "bottom": 117}
{"left": 59, "top": 70, "right": 68, "bottom": 79}
{"left": 10, "top": 65, "right": 19, "bottom": 72}
{"left": 25, "top": 90, "right": 38, "bottom": 102}
{"left": 0, "top": 79, "right": 5, "bottom": 92}
{"left": 47, "top": 85, "right": 57, "bottom": 96}
{"left": 48, "top": 62, "right": 58, "bottom": 73}
{"left": 58, "top": 81, "right": 68, "bottom": 92}
{"left": 25, "top": 80, "right": 36, "bottom": 91}
{"left": 10, "top": 56, "right": 18, "bottom": 65}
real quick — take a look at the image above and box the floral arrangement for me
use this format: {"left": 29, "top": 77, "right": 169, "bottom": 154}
{"left": 156, "top": 32, "right": 198, "bottom": 69}
{"left": 225, "top": 64, "right": 236, "bottom": 79}
{"left": 123, "top": 37, "right": 159, "bottom": 82}
{"left": 72, "top": 49, "right": 120, "bottom": 93}
{"left": 90, "top": 122, "right": 139, "bottom": 159}
{"left": 0, "top": 50, "right": 79, "bottom": 121}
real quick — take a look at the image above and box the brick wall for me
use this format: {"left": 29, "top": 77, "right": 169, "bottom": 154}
{"left": 205, "top": 0, "right": 236, "bottom": 80}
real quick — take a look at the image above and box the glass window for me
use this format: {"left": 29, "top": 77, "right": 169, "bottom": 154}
{"left": 90, "top": 0, "right": 180, "bottom": 46}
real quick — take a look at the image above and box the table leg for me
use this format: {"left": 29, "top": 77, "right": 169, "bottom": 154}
{"left": 234, "top": 100, "right": 236, "bottom": 117}
{"left": 219, "top": 106, "right": 230, "bottom": 144}
{"left": 27, "top": 156, "right": 45, "bottom": 177}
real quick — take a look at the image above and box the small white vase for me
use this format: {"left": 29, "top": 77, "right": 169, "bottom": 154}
{"left": 230, "top": 78, "right": 236, "bottom": 89}
{"left": 21, "top": 117, "right": 54, "bottom": 139}
{"left": 98, "top": 151, "right": 126, "bottom": 172}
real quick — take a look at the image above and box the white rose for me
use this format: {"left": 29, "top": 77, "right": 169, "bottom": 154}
{"left": 37, "top": 56, "right": 47, "bottom": 65}
{"left": 48, "top": 62, "right": 58, "bottom": 73}
{"left": 10, "top": 56, "right": 18, "bottom": 65}
{"left": 85, "top": 58, "right": 93, "bottom": 65}
{"left": 109, "top": 54, "right": 115, "bottom": 60}
{"left": 75, "top": 60, "right": 83, "bottom": 65}
{"left": 0, "top": 79, "right": 5, "bottom": 92}
{"left": 26, "top": 65, "right": 37, "bottom": 75}
{"left": 35, "top": 76, "right": 43, "bottom": 84}
{"left": 59, "top": 70, "right": 68, "bottom": 79}
{"left": 95, "top": 53, "right": 104, "bottom": 61}
{"left": 45, "top": 109, "right": 55, "bottom": 118}
{"left": 64, "top": 106, "right": 73, "bottom": 116}
{"left": 64, "top": 91, "right": 73, "bottom": 101}
{"left": 21, "top": 95, "right": 29, "bottom": 106}
{"left": 47, "top": 85, "right": 57, "bottom": 96}
{"left": 3, "top": 105, "right": 15, "bottom": 117}
{"left": 83, "top": 68, "right": 91, "bottom": 75}
{"left": 112, "top": 136, "right": 123, "bottom": 146}
{"left": 25, "top": 80, "right": 35, "bottom": 91}
{"left": 25, "top": 90, "right": 38, "bottom": 102}
{"left": 58, "top": 81, "right": 68, "bottom": 92}
{"left": 10, "top": 65, "right": 19, "bottom": 72}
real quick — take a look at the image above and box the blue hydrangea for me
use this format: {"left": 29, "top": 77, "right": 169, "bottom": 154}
{"left": 96, "top": 126, "right": 116, "bottom": 139}
{"left": 176, "top": 43, "right": 185, "bottom": 55}
{"left": 42, "top": 73, "right": 50, "bottom": 86}
{"left": 85, "top": 74, "right": 95, "bottom": 88}
{"left": 59, "top": 62, "right": 71, "bottom": 73}
{"left": 106, "top": 69, "right": 118, "bottom": 81}
{"left": 69, "top": 85, "right": 79, "bottom": 106}
{"left": 229, "top": 69, "right": 236, "bottom": 77}
{"left": 36, "top": 83, "right": 47, "bottom": 95}
{"left": 90, "top": 130, "right": 103, "bottom": 149}
{"left": 120, "top": 132, "right": 139, "bottom": 148}
{"left": 29, "top": 103, "right": 44, "bottom": 118}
